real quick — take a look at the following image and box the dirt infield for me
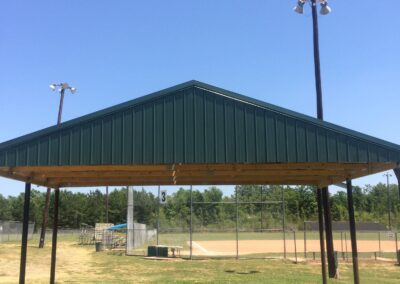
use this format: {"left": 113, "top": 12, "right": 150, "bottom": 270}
{"left": 189, "top": 239, "right": 399, "bottom": 256}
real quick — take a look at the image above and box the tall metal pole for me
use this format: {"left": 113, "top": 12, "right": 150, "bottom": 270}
{"left": 190, "top": 185, "right": 193, "bottom": 260}
{"left": 311, "top": 0, "right": 336, "bottom": 276}
{"left": 39, "top": 88, "right": 67, "bottom": 248}
{"left": 57, "top": 88, "right": 65, "bottom": 126}
{"left": 281, "top": 187, "right": 286, "bottom": 259}
{"left": 157, "top": 186, "right": 160, "bottom": 246}
{"left": 346, "top": 179, "right": 360, "bottom": 284}
{"left": 19, "top": 182, "right": 31, "bottom": 284}
{"left": 311, "top": 0, "right": 324, "bottom": 121}
{"left": 316, "top": 188, "right": 327, "bottom": 284}
{"left": 50, "top": 188, "right": 60, "bottom": 284}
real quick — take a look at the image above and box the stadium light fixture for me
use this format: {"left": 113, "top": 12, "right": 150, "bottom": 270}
{"left": 293, "top": 0, "right": 332, "bottom": 16}
{"left": 320, "top": 0, "right": 332, "bottom": 15}
{"left": 293, "top": 0, "right": 306, "bottom": 14}
{"left": 49, "top": 82, "right": 77, "bottom": 125}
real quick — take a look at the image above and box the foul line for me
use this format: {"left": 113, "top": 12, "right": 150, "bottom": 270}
{"left": 190, "top": 241, "right": 214, "bottom": 255}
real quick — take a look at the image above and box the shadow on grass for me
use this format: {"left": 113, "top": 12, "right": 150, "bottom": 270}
{"left": 224, "top": 269, "right": 260, "bottom": 274}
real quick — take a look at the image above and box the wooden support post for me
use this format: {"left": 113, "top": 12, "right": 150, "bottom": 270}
{"left": 316, "top": 188, "right": 327, "bottom": 284}
{"left": 50, "top": 188, "right": 60, "bottom": 284}
{"left": 19, "top": 182, "right": 31, "bottom": 284}
{"left": 346, "top": 179, "right": 360, "bottom": 284}
{"left": 38, "top": 188, "right": 51, "bottom": 248}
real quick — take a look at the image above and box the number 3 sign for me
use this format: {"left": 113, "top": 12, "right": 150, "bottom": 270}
{"left": 160, "top": 190, "right": 167, "bottom": 204}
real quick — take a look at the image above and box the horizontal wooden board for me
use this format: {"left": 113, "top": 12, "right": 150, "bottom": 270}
{"left": 0, "top": 162, "right": 396, "bottom": 188}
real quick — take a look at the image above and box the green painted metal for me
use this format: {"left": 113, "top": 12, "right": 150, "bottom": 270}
{"left": 0, "top": 80, "right": 400, "bottom": 167}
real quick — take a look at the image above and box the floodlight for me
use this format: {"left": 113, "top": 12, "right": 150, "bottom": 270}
{"left": 61, "top": 82, "right": 70, "bottom": 89}
{"left": 293, "top": 0, "right": 305, "bottom": 14}
{"left": 49, "top": 84, "right": 57, "bottom": 91}
{"left": 70, "top": 87, "right": 77, "bottom": 94}
{"left": 320, "top": 1, "right": 331, "bottom": 15}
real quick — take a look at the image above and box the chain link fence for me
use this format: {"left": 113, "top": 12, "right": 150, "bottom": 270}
{"left": 0, "top": 221, "right": 35, "bottom": 242}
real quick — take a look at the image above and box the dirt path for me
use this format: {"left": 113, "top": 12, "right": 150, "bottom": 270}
{"left": 190, "top": 240, "right": 399, "bottom": 256}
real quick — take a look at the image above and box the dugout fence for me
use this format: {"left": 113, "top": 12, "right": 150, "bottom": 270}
{"left": 303, "top": 221, "right": 400, "bottom": 262}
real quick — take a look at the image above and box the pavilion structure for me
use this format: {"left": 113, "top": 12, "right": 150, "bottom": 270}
{"left": 1, "top": 80, "right": 399, "bottom": 284}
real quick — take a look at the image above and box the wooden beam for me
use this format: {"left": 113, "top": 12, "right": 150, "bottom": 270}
{"left": 0, "top": 162, "right": 396, "bottom": 188}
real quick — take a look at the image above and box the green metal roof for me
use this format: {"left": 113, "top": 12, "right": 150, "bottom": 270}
{"left": 0, "top": 80, "right": 400, "bottom": 167}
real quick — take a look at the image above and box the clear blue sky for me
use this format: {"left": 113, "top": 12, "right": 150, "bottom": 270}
{"left": 1, "top": 1, "right": 399, "bottom": 197}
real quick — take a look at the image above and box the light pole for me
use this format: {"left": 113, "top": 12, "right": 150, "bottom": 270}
{"left": 293, "top": 0, "right": 331, "bottom": 120}
{"left": 293, "top": 0, "right": 333, "bottom": 281}
{"left": 50, "top": 83, "right": 77, "bottom": 125}
{"left": 383, "top": 172, "right": 392, "bottom": 230}
{"left": 38, "top": 82, "right": 77, "bottom": 249}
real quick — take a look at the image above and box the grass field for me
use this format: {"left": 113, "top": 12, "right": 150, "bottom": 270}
{"left": 1, "top": 237, "right": 400, "bottom": 283}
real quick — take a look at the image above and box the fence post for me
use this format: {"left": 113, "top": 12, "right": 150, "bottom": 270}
{"left": 378, "top": 231, "right": 381, "bottom": 257}
{"left": 304, "top": 222, "right": 307, "bottom": 259}
{"left": 395, "top": 232, "right": 399, "bottom": 265}
{"left": 236, "top": 187, "right": 239, "bottom": 260}
{"left": 157, "top": 186, "right": 160, "bottom": 246}
{"left": 316, "top": 188, "right": 327, "bottom": 284}
{"left": 190, "top": 185, "right": 193, "bottom": 260}
{"left": 294, "top": 230, "right": 298, "bottom": 263}
{"left": 260, "top": 186, "right": 263, "bottom": 232}
{"left": 341, "top": 232, "right": 344, "bottom": 260}
{"left": 281, "top": 187, "right": 286, "bottom": 259}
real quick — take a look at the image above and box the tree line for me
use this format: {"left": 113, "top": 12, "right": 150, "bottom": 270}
{"left": 0, "top": 183, "right": 399, "bottom": 231}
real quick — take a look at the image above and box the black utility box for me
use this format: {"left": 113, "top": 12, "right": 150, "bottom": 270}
{"left": 148, "top": 246, "right": 168, "bottom": 257}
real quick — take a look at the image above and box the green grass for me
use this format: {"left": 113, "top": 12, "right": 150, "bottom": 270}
{"left": 72, "top": 245, "right": 400, "bottom": 283}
